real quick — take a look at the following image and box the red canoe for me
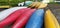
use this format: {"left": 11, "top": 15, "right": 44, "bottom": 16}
{"left": 12, "top": 9, "right": 36, "bottom": 28}
{"left": 0, "top": 8, "right": 30, "bottom": 28}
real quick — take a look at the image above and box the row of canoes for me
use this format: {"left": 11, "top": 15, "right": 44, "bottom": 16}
{"left": 0, "top": 7, "right": 59, "bottom": 28}
{"left": 0, "top": 1, "right": 60, "bottom": 28}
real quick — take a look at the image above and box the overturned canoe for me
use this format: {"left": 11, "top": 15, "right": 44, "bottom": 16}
{"left": 0, "top": 8, "right": 29, "bottom": 27}
{"left": 25, "top": 1, "right": 33, "bottom": 6}
{"left": 45, "top": 9, "right": 59, "bottom": 28}
{"left": 25, "top": 9, "right": 44, "bottom": 28}
{"left": 0, "top": 7, "right": 27, "bottom": 21}
{"left": 59, "top": 25, "right": 60, "bottom": 27}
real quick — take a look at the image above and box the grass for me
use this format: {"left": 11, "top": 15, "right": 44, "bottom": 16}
{"left": 0, "top": 0, "right": 24, "bottom": 6}
{"left": 0, "top": 0, "right": 60, "bottom": 7}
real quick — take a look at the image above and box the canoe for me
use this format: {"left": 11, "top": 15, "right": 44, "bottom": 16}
{"left": 25, "top": 1, "right": 33, "bottom": 6}
{"left": 0, "top": 7, "right": 27, "bottom": 21}
{"left": 45, "top": 9, "right": 59, "bottom": 28}
{"left": 29, "top": 2, "right": 48, "bottom": 9}
{"left": 25, "top": 9, "right": 44, "bottom": 28}
{"left": 0, "top": 8, "right": 29, "bottom": 27}
{"left": 59, "top": 26, "right": 60, "bottom": 28}
{"left": 12, "top": 9, "right": 36, "bottom": 28}
{"left": 28, "top": 2, "right": 38, "bottom": 8}
{"left": 0, "top": 5, "right": 10, "bottom": 8}
{"left": 38, "top": 3, "right": 48, "bottom": 9}
{"left": 35, "top": 2, "right": 41, "bottom": 8}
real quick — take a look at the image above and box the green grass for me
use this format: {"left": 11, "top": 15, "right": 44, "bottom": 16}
{"left": 0, "top": 0, "right": 25, "bottom": 6}
{"left": 0, "top": 0, "right": 60, "bottom": 7}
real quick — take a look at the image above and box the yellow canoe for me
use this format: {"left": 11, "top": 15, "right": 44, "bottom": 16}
{"left": 28, "top": 2, "right": 37, "bottom": 8}
{"left": 35, "top": 2, "right": 41, "bottom": 8}
{"left": 45, "top": 9, "right": 59, "bottom": 28}
{"left": 28, "top": 2, "right": 48, "bottom": 9}
{"left": 59, "top": 25, "right": 60, "bottom": 27}
{"left": 0, "top": 5, "right": 10, "bottom": 8}
{"left": 38, "top": 3, "right": 48, "bottom": 9}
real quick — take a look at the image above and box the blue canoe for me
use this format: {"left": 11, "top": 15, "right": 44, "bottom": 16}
{"left": 25, "top": 9, "right": 44, "bottom": 28}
